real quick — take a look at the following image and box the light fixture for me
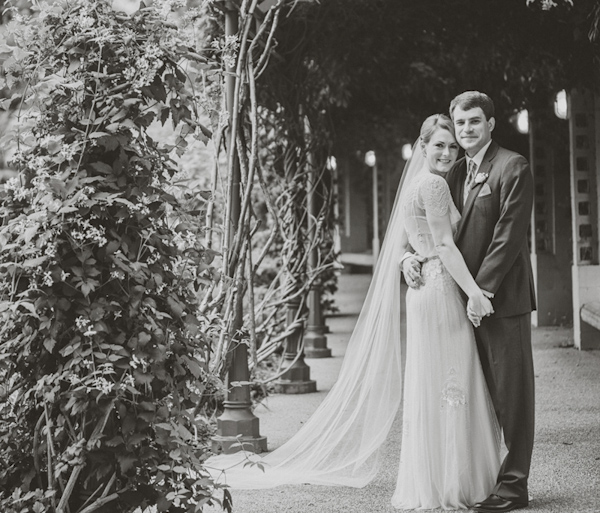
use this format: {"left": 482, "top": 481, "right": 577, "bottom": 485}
{"left": 364, "top": 150, "right": 376, "bottom": 167}
{"left": 402, "top": 143, "right": 413, "bottom": 161}
{"left": 554, "top": 90, "right": 568, "bottom": 119}
{"left": 516, "top": 110, "right": 529, "bottom": 134}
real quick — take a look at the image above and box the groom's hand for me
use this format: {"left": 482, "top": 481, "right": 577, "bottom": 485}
{"left": 401, "top": 253, "right": 426, "bottom": 289}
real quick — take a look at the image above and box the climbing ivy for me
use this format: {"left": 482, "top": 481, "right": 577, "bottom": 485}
{"left": 0, "top": 1, "right": 227, "bottom": 512}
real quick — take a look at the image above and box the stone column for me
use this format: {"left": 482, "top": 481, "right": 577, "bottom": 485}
{"left": 273, "top": 298, "right": 317, "bottom": 394}
{"left": 568, "top": 89, "right": 600, "bottom": 349}
{"left": 529, "top": 105, "right": 572, "bottom": 326}
{"left": 304, "top": 288, "right": 331, "bottom": 358}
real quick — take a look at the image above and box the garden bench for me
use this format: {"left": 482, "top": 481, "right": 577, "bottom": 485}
{"left": 581, "top": 301, "right": 600, "bottom": 331}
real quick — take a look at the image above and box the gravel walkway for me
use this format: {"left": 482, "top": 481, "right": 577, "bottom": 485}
{"left": 206, "top": 274, "right": 600, "bottom": 513}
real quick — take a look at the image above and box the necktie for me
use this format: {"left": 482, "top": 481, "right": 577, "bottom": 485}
{"left": 464, "top": 160, "right": 477, "bottom": 204}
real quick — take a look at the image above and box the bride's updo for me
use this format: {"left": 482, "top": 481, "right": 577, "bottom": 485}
{"left": 419, "top": 114, "right": 455, "bottom": 145}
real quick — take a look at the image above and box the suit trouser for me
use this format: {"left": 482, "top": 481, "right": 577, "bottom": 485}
{"left": 474, "top": 313, "right": 535, "bottom": 503}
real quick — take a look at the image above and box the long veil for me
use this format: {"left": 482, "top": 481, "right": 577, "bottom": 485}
{"left": 207, "top": 144, "right": 427, "bottom": 489}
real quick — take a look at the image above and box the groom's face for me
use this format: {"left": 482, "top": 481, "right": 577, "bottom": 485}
{"left": 452, "top": 106, "right": 495, "bottom": 157}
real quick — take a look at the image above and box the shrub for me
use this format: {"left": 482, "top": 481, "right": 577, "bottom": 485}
{"left": 0, "top": 1, "right": 225, "bottom": 511}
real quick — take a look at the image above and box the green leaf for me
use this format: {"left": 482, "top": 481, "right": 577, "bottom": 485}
{"left": 80, "top": 280, "right": 99, "bottom": 297}
{"left": 126, "top": 432, "right": 147, "bottom": 447}
{"left": 167, "top": 296, "right": 185, "bottom": 318}
{"left": 134, "top": 370, "right": 153, "bottom": 385}
{"left": 60, "top": 341, "right": 80, "bottom": 357}
{"left": 106, "top": 435, "right": 124, "bottom": 447}
{"left": 58, "top": 205, "right": 79, "bottom": 214}
{"left": 90, "top": 162, "right": 114, "bottom": 175}
{"left": 17, "top": 301, "right": 40, "bottom": 319}
{"left": 160, "top": 107, "right": 170, "bottom": 125}
{"left": 43, "top": 338, "right": 57, "bottom": 353}
{"left": 138, "top": 331, "right": 152, "bottom": 345}
{"left": 97, "top": 135, "right": 120, "bottom": 151}
{"left": 223, "top": 489, "right": 233, "bottom": 513}
{"left": 23, "top": 256, "right": 48, "bottom": 268}
{"left": 118, "top": 454, "right": 138, "bottom": 473}
{"left": 90, "top": 306, "right": 105, "bottom": 321}
{"left": 182, "top": 356, "right": 202, "bottom": 378}
{"left": 176, "top": 423, "right": 194, "bottom": 441}
{"left": 156, "top": 496, "right": 172, "bottom": 512}
{"left": 21, "top": 225, "right": 39, "bottom": 244}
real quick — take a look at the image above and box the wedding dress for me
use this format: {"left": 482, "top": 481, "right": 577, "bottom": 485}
{"left": 391, "top": 171, "right": 501, "bottom": 509}
{"left": 206, "top": 147, "right": 501, "bottom": 510}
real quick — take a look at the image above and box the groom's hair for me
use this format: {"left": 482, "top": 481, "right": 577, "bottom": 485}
{"left": 449, "top": 91, "right": 495, "bottom": 121}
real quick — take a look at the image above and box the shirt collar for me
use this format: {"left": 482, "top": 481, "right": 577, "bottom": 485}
{"left": 466, "top": 139, "right": 493, "bottom": 171}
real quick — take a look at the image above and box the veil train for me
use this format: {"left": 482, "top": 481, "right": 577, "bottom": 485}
{"left": 207, "top": 144, "right": 427, "bottom": 489}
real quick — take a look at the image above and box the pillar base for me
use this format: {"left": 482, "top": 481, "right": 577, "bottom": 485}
{"left": 305, "top": 346, "right": 332, "bottom": 358}
{"left": 304, "top": 326, "right": 331, "bottom": 358}
{"left": 273, "top": 351, "right": 317, "bottom": 394}
{"left": 211, "top": 400, "right": 267, "bottom": 455}
{"left": 211, "top": 434, "right": 268, "bottom": 455}
{"left": 273, "top": 379, "right": 317, "bottom": 394}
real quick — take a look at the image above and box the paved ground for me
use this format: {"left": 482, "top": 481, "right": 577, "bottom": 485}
{"left": 207, "top": 273, "right": 600, "bottom": 513}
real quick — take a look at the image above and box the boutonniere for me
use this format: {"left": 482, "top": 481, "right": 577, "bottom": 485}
{"left": 472, "top": 172, "right": 489, "bottom": 188}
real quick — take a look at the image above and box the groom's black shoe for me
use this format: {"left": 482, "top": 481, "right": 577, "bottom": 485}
{"left": 472, "top": 494, "right": 527, "bottom": 513}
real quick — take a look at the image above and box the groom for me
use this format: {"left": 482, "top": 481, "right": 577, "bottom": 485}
{"left": 403, "top": 91, "right": 536, "bottom": 512}
{"left": 447, "top": 91, "right": 535, "bottom": 512}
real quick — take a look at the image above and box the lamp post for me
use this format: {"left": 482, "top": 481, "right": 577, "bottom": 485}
{"left": 211, "top": 3, "right": 266, "bottom": 455}
{"left": 365, "top": 150, "right": 380, "bottom": 264}
{"left": 303, "top": 116, "right": 331, "bottom": 358}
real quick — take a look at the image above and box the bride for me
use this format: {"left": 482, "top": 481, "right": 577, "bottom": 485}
{"left": 207, "top": 114, "right": 501, "bottom": 510}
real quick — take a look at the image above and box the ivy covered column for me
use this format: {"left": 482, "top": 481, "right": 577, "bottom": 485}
{"left": 211, "top": 2, "right": 267, "bottom": 454}
{"left": 274, "top": 140, "right": 317, "bottom": 394}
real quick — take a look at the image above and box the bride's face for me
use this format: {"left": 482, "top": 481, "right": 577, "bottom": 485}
{"left": 423, "top": 129, "right": 459, "bottom": 173}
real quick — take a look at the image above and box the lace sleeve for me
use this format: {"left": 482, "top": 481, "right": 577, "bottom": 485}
{"left": 418, "top": 175, "right": 452, "bottom": 217}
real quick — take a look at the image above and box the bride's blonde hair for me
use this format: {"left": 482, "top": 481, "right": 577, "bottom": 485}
{"left": 419, "top": 114, "right": 455, "bottom": 146}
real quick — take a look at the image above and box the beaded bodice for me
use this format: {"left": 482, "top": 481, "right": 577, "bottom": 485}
{"left": 403, "top": 172, "right": 461, "bottom": 258}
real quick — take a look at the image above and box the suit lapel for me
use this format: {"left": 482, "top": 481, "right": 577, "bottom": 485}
{"left": 455, "top": 141, "right": 499, "bottom": 242}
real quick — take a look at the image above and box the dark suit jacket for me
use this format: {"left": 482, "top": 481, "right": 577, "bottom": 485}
{"left": 446, "top": 141, "right": 536, "bottom": 318}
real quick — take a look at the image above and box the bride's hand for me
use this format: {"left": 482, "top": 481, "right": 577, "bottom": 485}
{"left": 467, "top": 292, "right": 494, "bottom": 327}
{"left": 467, "top": 306, "right": 481, "bottom": 327}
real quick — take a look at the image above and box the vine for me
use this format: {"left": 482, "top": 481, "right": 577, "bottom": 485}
{"left": 0, "top": 1, "right": 228, "bottom": 511}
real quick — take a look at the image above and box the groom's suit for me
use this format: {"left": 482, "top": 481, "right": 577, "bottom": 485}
{"left": 446, "top": 140, "right": 536, "bottom": 504}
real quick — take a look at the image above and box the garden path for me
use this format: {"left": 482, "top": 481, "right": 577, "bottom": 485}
{"left": 206, "top": 273, "right": 600, "bottom": 513}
